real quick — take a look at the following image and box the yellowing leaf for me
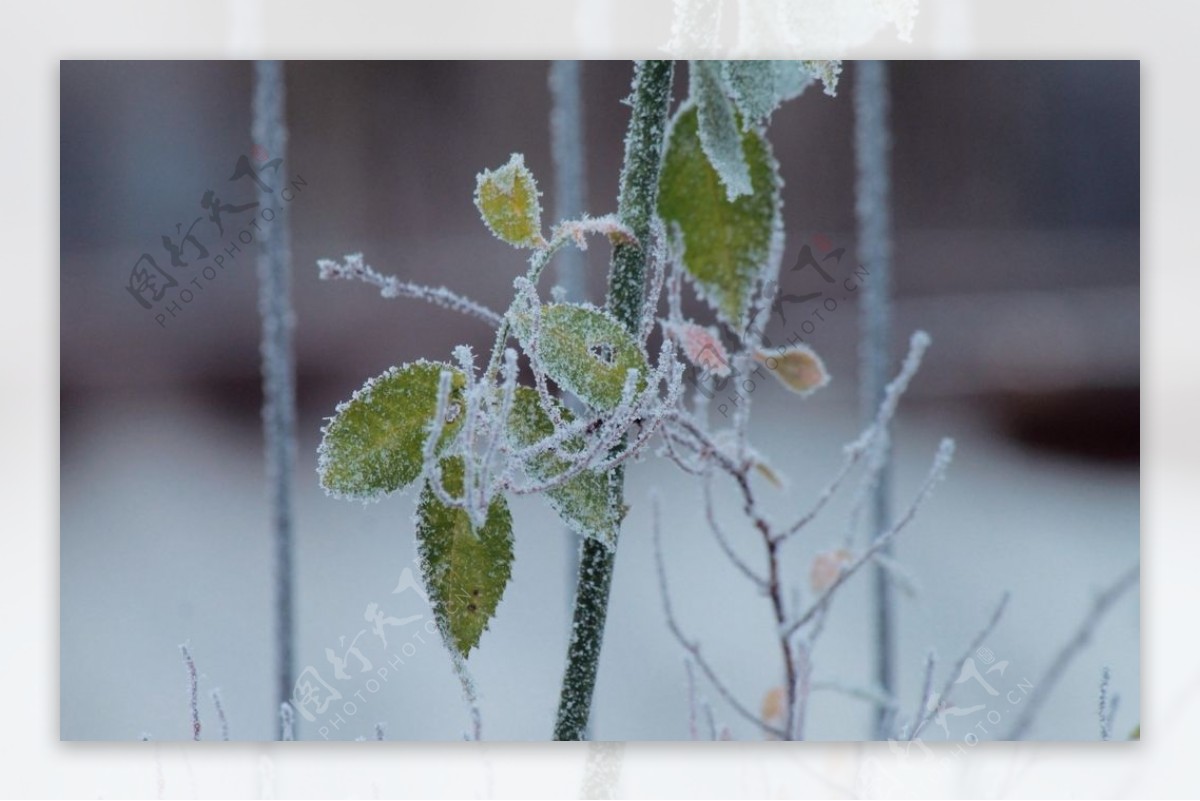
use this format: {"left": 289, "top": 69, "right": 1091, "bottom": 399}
{"left": 416, "top": 457, "right": 513, "bottom": 657}
{"left": 753, "top": 344, "right": 830, "bottom": 396}
{"left": 474, "top": 153, "right": 545, "bottom": 249}
{"left": 318, "top": 361, "right": 467, "bottom": 500}
{"left": 507, "top": 388, "right": 618, "bottom": 548}
{"left": 511, "top": 303, "right": 649, "bottom": 412}
{"left": 658, "top": 105, "right": 781, "bottom": 329}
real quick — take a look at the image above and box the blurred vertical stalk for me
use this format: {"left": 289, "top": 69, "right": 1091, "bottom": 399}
{"left": 554, "top": 60, "right": 673, "bottom": 741}
{"left": 252, "top": 59, "right": 297, "bottom": 738}
{"left": 854, "top": 59, "right": 895, "bottom": 739}
{"left": 548, "top": 60, "right": 589, "bottom": 612}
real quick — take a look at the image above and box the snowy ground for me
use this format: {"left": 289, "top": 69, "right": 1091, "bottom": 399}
{"left": 60, "top": 381, "right": 1139, "bottom": 742}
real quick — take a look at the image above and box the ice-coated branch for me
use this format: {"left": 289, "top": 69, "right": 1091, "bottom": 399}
{"left": 855, "top": 59, "right": 897, "bottom": 739}
{"left": 180, "top": 643, "right": 201, "bottom": 741}
{"left": 252, "top": 60, "right": 298, "bottom": 736}
{"left": 909, "top": 593, "right": 1009, "bottom": 741}
{"left": 210, "top": 688, "right": 231, "bottom": 741}
{"left": 555, "top": 59, "right": 674, "bottom": 742}
{"left": 318, "top": 253, "right": 504, "bottom": 327}
{"left": 783, "top": 438, "right": 956, "bottom": 639}
{"left": 1004, "top": 563, "right": 1139, "bottom": 740}
{"left": 1099, "top": 666, "right": 1114, "bottom": 741}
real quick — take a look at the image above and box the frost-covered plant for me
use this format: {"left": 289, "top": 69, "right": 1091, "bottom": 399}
{"left": 313, "top": 59, "right": 913, "bottom": 740}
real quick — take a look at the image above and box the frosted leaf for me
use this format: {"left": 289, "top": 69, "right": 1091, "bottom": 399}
{"left": 511, "top": 302, "right": 649, "bottom": 412}
{"left": 666, "top": 321, "right": 731, "bottom": 378}
{"left": 416, "top": 456, "right": 513, "bottom": 657}
{"left": 318, "top": 361, "right": 467, "bottom": 500}
{"left": 721, "top": 61, "right": 826, "bottom": 128}
{"left": 753, "top": 344, "right": 829, "bottom": 396}
{"left": 809, "top": 548, "right": 853, "bottom": 593}
{"left": 658, "top": 105, "right": 782, "bottom": 329}
{"left": 508, "top": 388, "right": 618, "bottom": 548}
{"left": 691, "top": 60, "right": 752, "bottom": 200}
{"left": 753, "top": 459, "right": 785, "bottom": 489}
{"left": 801, "top": 60, "right": 843, "bottom": 96}
{"left": 474, "top": 153, "right": 546, "bottom": 249}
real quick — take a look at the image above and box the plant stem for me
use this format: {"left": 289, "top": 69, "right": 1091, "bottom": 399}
{"left": 553, "top": 59, "right": 673, "bottom": 741}
{"left": 854, "top": 59, "right": 896, "bottom": 739}
{"left": 252, "top": 59, "right": 298, "bottom": 738}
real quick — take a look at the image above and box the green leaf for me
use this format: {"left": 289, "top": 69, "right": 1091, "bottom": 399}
{"left": 511, "top": 303, "right": 649, "bottom": 412}
{"left": 691, "top": 60, "right": 752, "bottom": 200}
{"left": 508, "top": 387, "right": 618, "bottom": 548}
{"left": 474, "top": 153, "right": 545, "bottom": 249}
{"left": 658, "top": 105, "right": 782, "bottom": 329}
{"left": 416, "top": 457, "right": 514, "bottom": 657}
{"left": 318, "top": 361, "right": 467, "bottom": 500}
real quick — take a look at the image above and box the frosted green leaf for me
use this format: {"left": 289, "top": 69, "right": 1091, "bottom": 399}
{"left": 658, "top": 105, "right": 782, "bottom": 329}
{"left": 318, "top": 361, "right": 467, "bottom": 500}
{"left": 474, "top": 153, "right": 545, "bottom": 249}
{"left": 416, "top": 457, "right": 513, "bottom": 657}
{"left": 511, "top": 303, "right": 649, "bottom": 411}
{"left": 508, "top": 387, "right": 618, "bottom": 548}
{"left": 691, "top": 60, "right": 752, "bottom": 200}
{"left": 721, "top": 60, "right": 818, "bottom": 129}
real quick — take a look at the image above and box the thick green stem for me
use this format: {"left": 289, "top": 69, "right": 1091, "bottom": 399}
{"left": 553, "top": 60, "right": 674, "bottom": 741}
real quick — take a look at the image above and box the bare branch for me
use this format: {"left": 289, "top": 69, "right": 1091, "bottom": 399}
{"left": 652, "top": 494, "right": 786, "bottom": 739}
{"left": 783, "top": 438, "right": 956, "bottom": 639}
{"left": 910, "top": 593, "right": 1010, "bottom": 741}
{"left": 318, "top": 253, "right": 503, "bottom": 327}
{"left": 1004, "top": 564, "right": 1139, "bottom": 740}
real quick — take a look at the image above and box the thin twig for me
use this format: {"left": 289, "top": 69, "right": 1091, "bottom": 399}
{"left": 652, "top": 494, "right": 786, "bottom": 739}
{"left": 179, "top": 643, "right": 200, "bottom": 741}
{"left": 783, "top": 438, "right": 956, "bottom": 639}
{"left": 318, "top": 253, "right": 503, "bottom": 327}
{"left": 910, "top": 593, "right": 1010, "bottom": 741}
{"left": 1004, "top": 564, "right": 1139, "bottom": 740}
{"left": 210, "top": 688, "right": 231, "bottom": 741}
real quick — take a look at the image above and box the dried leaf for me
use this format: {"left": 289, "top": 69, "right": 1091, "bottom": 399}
{"left": 753, "top": 344, "right": 830, "bottom": 396}
{"left": 667, "top": 321, "right": 731, "bottom": 378}
{"left": 810, "top": 548, "right": 853, "bottom": 593}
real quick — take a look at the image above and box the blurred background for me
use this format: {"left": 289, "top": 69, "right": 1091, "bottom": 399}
{"left": 60, "top": 61, "right": 1138, "bottom": 741}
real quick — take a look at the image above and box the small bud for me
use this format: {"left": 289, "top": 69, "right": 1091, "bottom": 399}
{"left": 474, "top": 153, "right": 545, "bottom": 249}
{"left": 753, "top": 344, "right": 829, "bottom": 396}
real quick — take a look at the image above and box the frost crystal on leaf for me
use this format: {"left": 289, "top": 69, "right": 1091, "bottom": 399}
{"left": 318, "top": 361, "right": 467, "bottom": 500}
{"left": 658, "top": 104, "right": 782, "bottom": 330}
{"left": 753, "top": 344, "right": 830, "bottom": 396}
{"left": 474, "top": 153, "right": 546, "bottom": 249}
{"left": 416, "top": 456, "right": 514, "bottom": 657}
{"left": 511, "top": 302, "right": 649, "bottom": 412}
{"left": 691, "top": 60, "right": 753, "bottom": 200}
